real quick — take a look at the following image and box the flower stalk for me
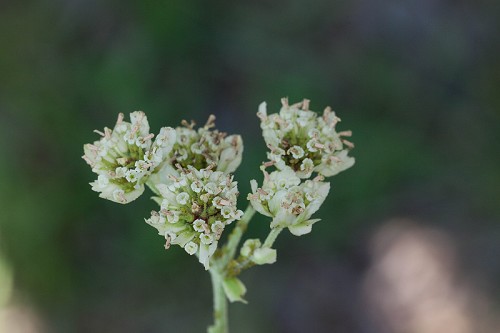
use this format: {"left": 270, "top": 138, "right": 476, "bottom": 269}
{"left": 263, "top": 227, "right": 283, "bottom": 248}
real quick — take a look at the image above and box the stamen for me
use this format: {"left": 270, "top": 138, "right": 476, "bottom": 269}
{"left": 181, "top": 119, "right": 196, "bottom": 129}
{"left": 302, "top": 99, "right": 310, "bottom": 110}
{"left": 104, "top": 128, "right": 112, "bottom": 139}
{"left": 164, "top": 235, "right": 171, "bottom": 250}
{"left": 262, "top": 161, "right": 275, "bottom": 168}
{"left": 202, "top": 223, "right": 210, "bottom": 235}
{"left": 338, "top": 130, "right": 352, "bottom": 137}
{"left": 204, "top": 114, "right": 216, "bottom": 128}
{"left": 257, "top": 188, "right": 269, "bottom": 196}
{"left": 143, "top": 133, "right": 154, "bottom": 141}
{"left": 116, "top": 113, "right": 124, "bottom": 124}
{"left": 281, "top": 97, "right": 289, "bottom": 107}
{"left": 342, "top": 139, "right": 355, "bottom": 149}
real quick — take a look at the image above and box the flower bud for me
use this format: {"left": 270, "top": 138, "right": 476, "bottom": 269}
{"left": 240, "top": 239, "right": 277, "bottom": 266}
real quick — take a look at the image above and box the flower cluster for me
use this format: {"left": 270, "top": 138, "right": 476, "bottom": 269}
{"left": 257, "top": 98, "right": 355, "bottom": 178}
{"left": 248, "top": 168, "right": 330, "bottom": 236}
{"left": 146, "top": 166, "right": 243, "bottom": 269}
{"left": 147, "top": 115, "right": 243, "bottom": 190}
{"left": 82, "top": 100, "right": 356, "bottom": 327}
{"left": 168, "top": 115, "right": 243, "bottom": 174}
{"left": 82, "top": 112, "right": 176, "bottom": 203}
{"left": 249, "top": 98, "right": 353, "bottom": 236}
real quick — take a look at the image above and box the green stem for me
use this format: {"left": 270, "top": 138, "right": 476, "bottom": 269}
{"left": 220, "top": 205, "right": 256, "bottom": 266}
{"left": 208, "top": 269, "right": 228, "bottom": 333}
{"left": 263, "top": 227, "right": 283, "bottom": 248}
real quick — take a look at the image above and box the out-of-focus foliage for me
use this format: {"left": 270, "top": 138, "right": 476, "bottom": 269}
{"left": 0, "top": 0, "right": 499, "bottom": 332}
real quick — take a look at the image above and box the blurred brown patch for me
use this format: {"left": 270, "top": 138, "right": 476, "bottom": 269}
{"left": 363, "top": 219, "right": 499, "bottom": 333}
{"left": 0, "top": 303, "right": 45, "bottom": 333}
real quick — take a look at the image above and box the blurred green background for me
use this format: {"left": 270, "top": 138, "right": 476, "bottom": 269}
{"left": 1, "top": 0, "right": 499, "bottom": 332}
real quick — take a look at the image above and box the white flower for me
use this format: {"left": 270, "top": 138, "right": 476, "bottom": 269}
{"left": 83, "top": 112, "right": 176, "bottom": 203}
{"left": 176, "top": 192, "right": 190, "bottom": 205}
{"left": 146, "top": 166, "right": 242, "bottom": 269}
{"left": 248, "top": 169, "right": 330, "bottom": 236}
{"left": 184, "top": 241, "right": 198, "bottom": 255}
{"left": 257, "top": 98, "right": 355, "bottom": 179}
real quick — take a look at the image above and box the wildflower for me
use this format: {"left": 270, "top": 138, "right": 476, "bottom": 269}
{"left": 82, "top": 112, "right": 176, "bottom": 203}
{"left": 257, "top": 98, "right": 355, "bottom": 178}
{"left": 248, "top": 169, "right": 330, "bottom": 236}
{"left": 146, "top": 166, "right": 243, "bottom": 269}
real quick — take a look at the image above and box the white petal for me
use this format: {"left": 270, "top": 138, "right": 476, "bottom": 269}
{"left": 217, "top": 135, "right": 243, "bottom": 174}
{"left": 301, "top": 182, "right": 330, "bottom": 220}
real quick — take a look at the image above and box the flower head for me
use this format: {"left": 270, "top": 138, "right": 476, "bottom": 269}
{"left": 146, "top": 166, "right": 243, "bottom": 269}
{"left": 257, "top": 98, "right": 355, "bottom": 178}
{"left": 248, "top": 169, "right": 330, "bottom": 236}
{"left": 167, "top": 115, "right": 243, "bottom": 174}
{"left": 82, "top": 112, "right": 176, "bottom": 203}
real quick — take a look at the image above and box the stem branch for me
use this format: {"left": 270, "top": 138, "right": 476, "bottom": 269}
{"left": 263, "top": 227, "right": 283, "bottom": 248}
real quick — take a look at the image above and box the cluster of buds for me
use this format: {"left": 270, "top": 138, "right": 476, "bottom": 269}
{"left": 146, "top": 166, "right": 243, "bottom": 269}
{"left": 248, "top": 168, "right": 330, "bottom": 235}
{"left": 82, "top": 112, "right": 176, "bottom": 203}
{"left": 257, "top": 98, "right": 354, "bottom": 178}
